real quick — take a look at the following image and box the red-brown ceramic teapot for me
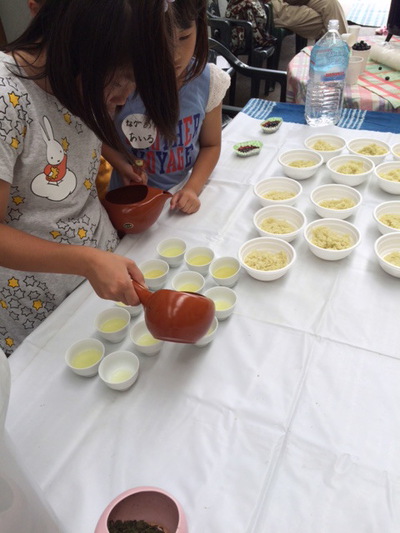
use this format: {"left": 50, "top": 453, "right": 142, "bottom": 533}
{"left": 103, "top": 184, "right": 172, "bottom": 234}
{"left": 132, "top": 280, "right": 215, "bottom": 344}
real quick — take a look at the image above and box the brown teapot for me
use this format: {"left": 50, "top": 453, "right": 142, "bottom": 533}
{"left": 132, "top": 281, "right": 215, "bottom": 344}
{"left": 103, "top": 184, "right": 172, "bottom": 234}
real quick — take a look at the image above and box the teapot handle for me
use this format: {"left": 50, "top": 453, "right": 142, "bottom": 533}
{"left": 132, "top": 279, "right": 152, "bottom": 306}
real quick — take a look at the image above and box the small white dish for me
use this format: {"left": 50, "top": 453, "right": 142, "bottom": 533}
{"left": 260, "top": 117, "right": 283, "bottom": 133}
{"left": 238, "top": 236, "right": 296, "bottom": 281}
{"left": 115, "top": 301, "right": 142, "bottom": 317}
{"left": 204, "top": 286, "right": 237, "bottom": 321}
{"left": 209, "top": 256, "right": 241, "bottom": 287}
{"left": 253, "top": 205, "right": 306, "bottom": 242}
{"left": 304, "top": 218, "right": 360, "bottom": 261}
{"left": 347, "top": 138, "right": 390, "bottom": 165}
{"left": 327, "top": 155, "right": 373, "bottom": 187}
{"left": 253, "top": 177, "right": 302, "bottom": 207}
{"left": 98, "top": 350, "right": 140, "bottom": 391}
{"left": 171, "top": 271, "right": 205, "bottom": 293}
{"left": 65, "top": 338, "right": 105, "bottom": 377}
{"left": 310, "top": 184, "right": 362, "bottom": 219}
{"left": 233, "top": 140, "right": 263, "bottom": 157}
{"left": 373, "top": 201, "right": 400, "bottom": 235}
{"left": 304, "top": 134, "right": 346, "bottom": 162}
{"left": 95, "top": 307, "right": 131, "bottom": 344}
{"left": 130, "top": 320, "right": 164, "bottom": 356}
{"left": 278, "top": 149, "right": 323, "bottom": 180}
{"left": 184, "top": 246, "right": 214, "bottom": 275}
{"left": 375, "top": 161, "right": 400, "bottom": 195}
{"left": 139, "top": 259, "right": 169, "bottom": 290}
{"left": 194, "top": 316, "right": 219, "bottom": 347}
{"left": 391, "top": 142, "right": 400, "bottom": 162}
{"left": 156, "top": 237, "right": 186, "bottom": 267}
{"left": 374, "top": 233, "right": 400, "bottom": 278}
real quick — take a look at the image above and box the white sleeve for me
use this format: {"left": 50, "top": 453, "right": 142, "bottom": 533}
{"left": 206, "top": 62, "right": 231, "bottom": 113}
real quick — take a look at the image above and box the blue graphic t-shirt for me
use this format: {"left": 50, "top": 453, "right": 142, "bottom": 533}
{"left": 110, "top": 64, "right": 211, "bottom": 191}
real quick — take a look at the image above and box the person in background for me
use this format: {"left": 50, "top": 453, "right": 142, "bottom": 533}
{"left": 103, "top": 0, "right": 231, "bottom": 215}
{"left": 269, "top": 0, "right": 348, "bottom": 39}
{"left": 0, "top": 0, "right": 179, "bottom": 356}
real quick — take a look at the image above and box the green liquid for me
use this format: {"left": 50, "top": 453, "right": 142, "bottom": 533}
{"left": 162, "top": 246, "right": 184, "bottom": 257}
{"left": 213, "top": 266, "right": 237, "bottom": 278}
{"left": 100, "top": 318, "right": 127, "bottom": 333}
{"left": 110, "top": 368, "right": 134, "bottom": 383}
{"left": 215, "top": 299, "right": 231, "bottom": 311}
{"left": 138, "top": 333, "right": 159, "bottom": 346}
{"left": 189, "top": 255, "right": 211, "bottom": 266}
{"left": 71, "top": 348, "right": 102, "bottom": 369}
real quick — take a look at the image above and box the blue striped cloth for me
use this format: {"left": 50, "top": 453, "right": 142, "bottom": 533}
{"left": 241, "top": 100, "right": 400, "bottom": 133}
{"left": 347, "top": 0, "right": 390, "bottom": 28}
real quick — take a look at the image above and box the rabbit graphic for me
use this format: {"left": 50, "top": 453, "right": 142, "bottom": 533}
{"left": 31, "top": 116, "right": 77, "bottom": 201}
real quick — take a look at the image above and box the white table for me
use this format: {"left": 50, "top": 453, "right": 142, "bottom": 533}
{"left": 5, "top": 103, "right": 400, "bottom": 533}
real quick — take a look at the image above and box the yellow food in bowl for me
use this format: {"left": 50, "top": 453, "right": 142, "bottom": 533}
{"left": 356, "top": 143, "right": 387, "bottom": 156}
{"left": 312, "top": 140, "right": 337, "bottom": 151}
{"left": 288, "top": 160, "right": 315, "bottom": 168}
{"left": 336, "top": 161, "right": 365, "bottom": 175}
{"left": 263, "top": 190, "right": 295, "bottom": 200}
{"left": 244, "top": 250, "right": 288, "bottom": 271}
{"left": 311, "top": 226, "right": 352, "bottom": 250}
{"left": 379, "top": 169, "right": 400, "bottom": 181}
{"left": 260, "top": 217, "right": 295, "bottom": 234}
{"left": 384, "top": 251, "right": 400, "bottom": 266}
{"left": 379, "top": 214, "right": 400, "bottom": 229}
{"left": 319, "top": 198, "right": 355, "bottom": 210}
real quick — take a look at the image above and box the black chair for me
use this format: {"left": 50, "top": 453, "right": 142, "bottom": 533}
{"left": 208, "top": 37, "right": 287, "bottom": 117}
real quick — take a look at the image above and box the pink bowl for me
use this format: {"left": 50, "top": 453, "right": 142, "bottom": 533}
{"left": 94, "top": 486, "right": 188, "bottom": 533}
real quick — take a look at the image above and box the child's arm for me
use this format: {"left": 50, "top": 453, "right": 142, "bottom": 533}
{"left": 102, "top": 143, "right": 147, "bottom": 186}
{"left": 0, "top": 179, "right": 145, "bottom": 306}
{"left": 170, "top": 103, "right": 223, "bottom": 214}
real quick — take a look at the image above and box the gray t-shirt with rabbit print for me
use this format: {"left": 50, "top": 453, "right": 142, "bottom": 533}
{"left": 0, "top": 52, "right": 119, "bottom": 356}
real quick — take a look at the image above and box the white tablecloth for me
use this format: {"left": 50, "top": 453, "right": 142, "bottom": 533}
{"left": 6, "top": 107, "right": 400, "bottom": 533}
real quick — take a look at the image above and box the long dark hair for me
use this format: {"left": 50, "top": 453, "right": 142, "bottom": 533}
{"left": 4, "top": 0, "right": 179, "bottom": 145}
{"left": 172, "top": 0, "right": 208, "bottom": 83}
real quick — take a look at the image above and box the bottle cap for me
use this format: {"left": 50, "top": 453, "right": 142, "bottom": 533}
{"left": 328, "top": 20, "right": 339, "bottom": 31}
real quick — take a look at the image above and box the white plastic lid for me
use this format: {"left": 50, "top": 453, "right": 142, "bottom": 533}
{"left": 328, "top": 19, "right": 339, "bottom": 31}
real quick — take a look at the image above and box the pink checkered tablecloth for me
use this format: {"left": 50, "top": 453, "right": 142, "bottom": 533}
{"left": 287, "top": 44, "right": 400, "bottom": 113}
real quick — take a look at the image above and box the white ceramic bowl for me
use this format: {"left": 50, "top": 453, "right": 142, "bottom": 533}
{"left": 304, "top": 218, "right": 361, "bottom": 261}
{"left": 327, "top": 155, "right": 374, "bottom": 187}
{"left": 171, "top": 270, "right": 205, "bottom": 293}
{"left": 391, "top": 142, "right": 400, "bottom": 161}
{"left": 253, "top": 205, "right": 306, "bottom": 242}
{"left": 375, "top": 161, "right": 400, "bottom": 195}
{"left": 347, "top": 137, "right": 390, "bottom": 165}
{"left": 65, "top": 338, "right": 105, "bottom": 377}
{"left": 95, "top": 307, "right": 131, "bottom": 344}
{"left": 310, "top": 184, "right": 362, "bottom": 219}
{"left": 139, "top": 259, "right": 169, "bottom": 290}
{"left": 184, "top": 246, "right": 215, "bottom": 275}
{"left": 209, "top": 256, "right": 241, "bottom": 287}
{"left": 374, "top": 233, "right": 400, "bottom": 278}
{"left": 253, "top": 176, "right": 302, "bottom": 207}
{"left": 304, "top": 134, "right": 346, "bottom": 162}
{"left": 204, "top": 286, "right": 237, "bottom": 321}
{"left": 373, "top": 201, "right": 400, "bottom": 235}
{"left": 130, "top": 320, "right": 164, "bottom": 356}
{"left": 194, "top": 316, "right": 219, "bottom": 347}
{"left": 238, "top": 236, "right": 296, "bottom": 281}
{"left": 98, "top": 350, "right": 140, "bottom": 391}
{"left": 278, "top": 149, "right": 323, "bottom": 180}
{"left": 115, "top": 301, "right": 142, "bottom": 317}
{"left": 156, "top": 237, "right": 186, "bottom": 267}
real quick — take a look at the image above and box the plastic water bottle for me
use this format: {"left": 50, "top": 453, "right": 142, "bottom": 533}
{"left": 305, "top": 20, "right": 350, "bottom": 127}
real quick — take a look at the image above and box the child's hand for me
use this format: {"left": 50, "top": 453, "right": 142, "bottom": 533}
{"left": 118, "top": 159, "right": 148, "bottom": 186}
{"left": 170, "top": 187, "right": 200, "bottom": 214}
